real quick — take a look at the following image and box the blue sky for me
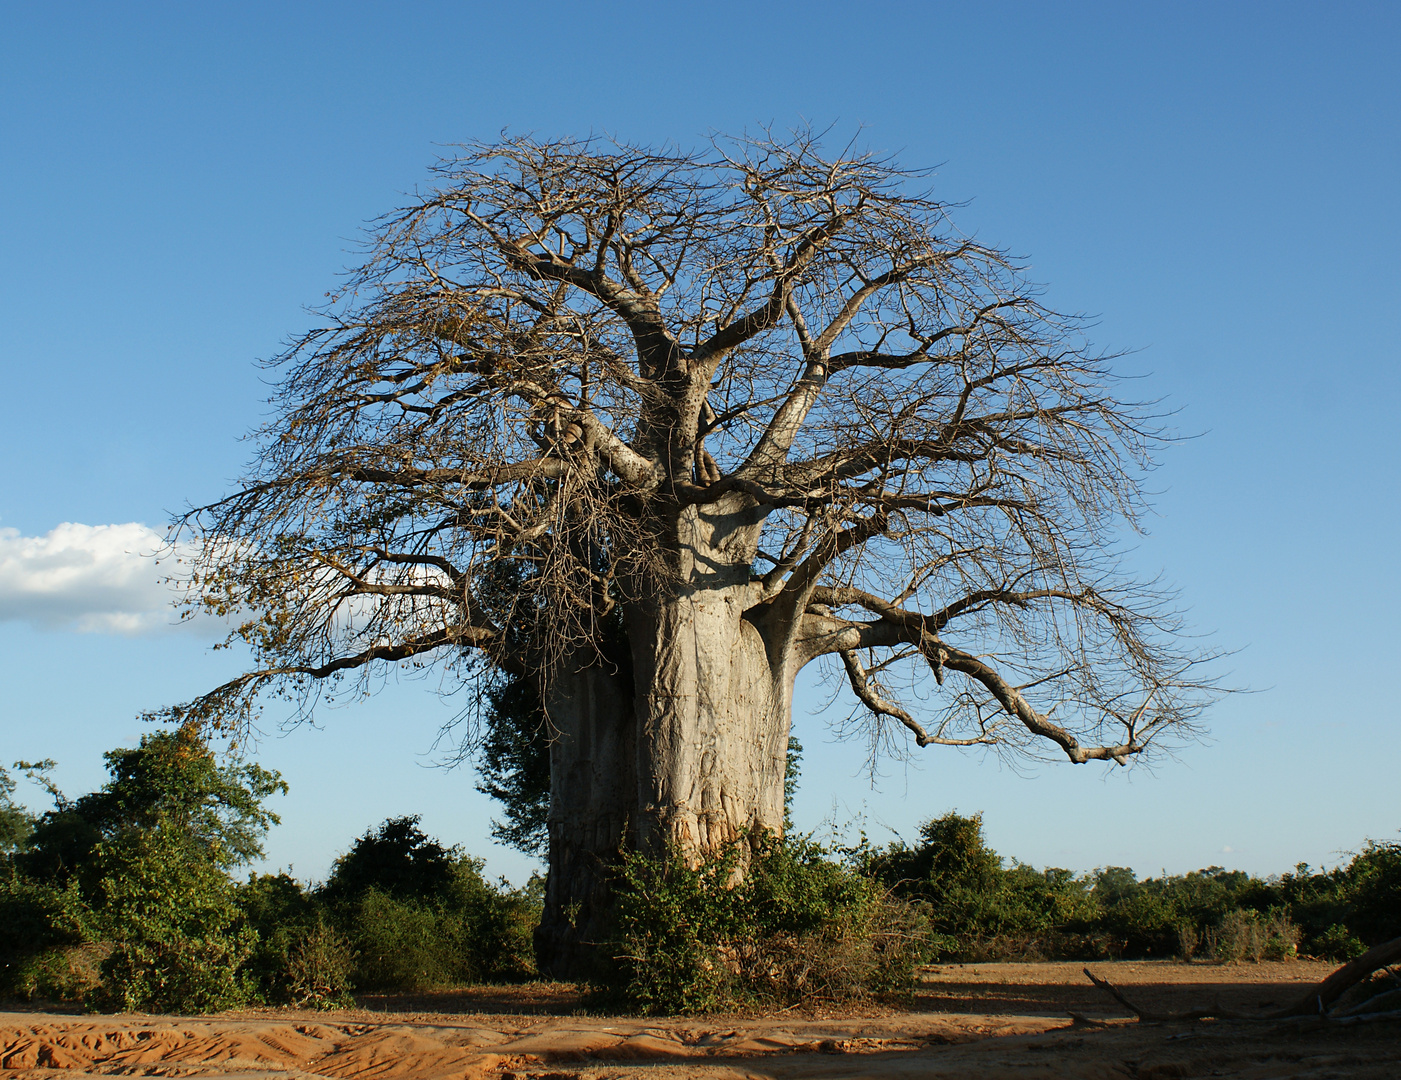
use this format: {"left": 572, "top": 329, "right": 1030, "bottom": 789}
{"left": 1, "top": 1, "right": 1397, "bottom": 885}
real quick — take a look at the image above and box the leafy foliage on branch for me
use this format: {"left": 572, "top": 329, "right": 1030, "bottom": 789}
{"left": 0, "top": 766, "right": 33, "bottom": 862}
{"left": 474, "top": 676, "right": 552, "bottom": 856}
{"left": 15, "top": 728, "right": 284, "bottom": 888}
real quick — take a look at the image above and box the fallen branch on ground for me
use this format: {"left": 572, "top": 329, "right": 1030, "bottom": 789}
{"left": 1082, "top": 968, "right": 1245, "bottom": 1022}
{"left": 1269, "top": 936, "right": 1401, "bottom": 1018}
{"left": 1082, "top": 935, "right": 1401, "bottom": 1026}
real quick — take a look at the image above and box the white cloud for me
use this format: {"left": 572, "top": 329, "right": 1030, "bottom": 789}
{"left": 0, "top": 522, "right": 191, "bottom": 635}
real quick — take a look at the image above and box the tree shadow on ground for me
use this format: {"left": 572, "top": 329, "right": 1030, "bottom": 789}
{"left": 355, "top": 982, "right": 586, "bottom": 1017}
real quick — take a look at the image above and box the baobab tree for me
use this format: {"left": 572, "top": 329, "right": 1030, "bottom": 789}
{"left": 164, "top": 131, "right": 1215, "bottom": 976}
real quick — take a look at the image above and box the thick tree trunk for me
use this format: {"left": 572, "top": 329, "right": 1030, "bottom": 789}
{"left": 628, "top": 585, "right": 791, "bottom": 857}
{"left": 536, "top": 500, "right": 794, "bottom": 979}
{"left": 535, "top": 664, "right": 635, "bottom": 979}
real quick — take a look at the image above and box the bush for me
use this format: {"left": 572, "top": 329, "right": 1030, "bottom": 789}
{"left": 1343, "top": 840, "right": 1401, "bottom": 946}
{"left": 1212, "top": 908, "right": 1265, "bottom": 962}
{"left": 1312, "top": 922, "right": 1366, "bottom": 961}
{"left": 611, "top": 842, "right": 744, "bottom": 1012}
{"left": 0, "top": 729, "right": 283, "bottom": 1013}
{"left": 0, "top": 876, "right": 103, "bottom": 1002}
{"left": 344, "top": 888, "right": 470, "bottom": 990}
{"left": 1176, "top": 920, "right": 1201, "bottom": 960}
{"left": 319, "top": 819, "right": 540, "bottom": 992}
{"left": 864, "top": 813, "right": 1100, "bottom": 959}
{"left": 0, "top": 876, "right": 88, "bottom": 996}
{"left": 282, "top": 921, "right": 356, "bottom": 1008}
{"left": 608, "top": 834, "right": 931, "bottom": 1014}
{"left": 746, "top": 836, "right": 930, "bottom": 1000}
{"left": 466, "top": 870, "right": 543, "bottom": 983}
{"left": 7, "top": 943, "right": 110, "bottom": 1003}
{"left": 239, "top": 827, "right": 541, "bottom": 1002}
{"left": 87, "top": 827, "right": 255, "bottom": 1013}
{"left": 1205, "top": 907, "right": 1297, "bottom": 962}
{"left": 235, "top": 872, "right": 351, "bottom": 1006}
{"left": 1272, "top": 838, "right": 1401, "bottom": 957}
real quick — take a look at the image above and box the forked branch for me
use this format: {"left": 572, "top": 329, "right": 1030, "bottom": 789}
{"left": 839, "top": 649, "right": 994, "bottom": 748}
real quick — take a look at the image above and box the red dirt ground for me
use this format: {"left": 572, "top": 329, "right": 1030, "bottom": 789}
{"left": 4, "top": 960, "right": 1397, "bottom": 1078}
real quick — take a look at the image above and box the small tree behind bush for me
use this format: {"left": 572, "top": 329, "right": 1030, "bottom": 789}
{"left": 319, "top": 816, "right": 540, "bottom": 991}
{"left": 320, "top": 816, "right": 454, "bottom": 903}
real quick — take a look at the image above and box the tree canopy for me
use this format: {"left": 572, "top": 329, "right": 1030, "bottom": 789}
{"left": 164, "top": 129, "right": 1215, "bottom": 771}
{"left": 17, "top": 727, "right": 285, "bottom": 885}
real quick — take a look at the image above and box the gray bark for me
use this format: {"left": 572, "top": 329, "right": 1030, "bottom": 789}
{"left": 538, "top": 499, "right": 795, "bottom": 978}
{"left": 629, "top": 586, "right": 791, "bottom": 856}
{"left": 536, "top": 663, "right": 634, "bottom": 979}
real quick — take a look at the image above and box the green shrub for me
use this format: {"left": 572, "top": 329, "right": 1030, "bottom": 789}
{"left": 87, "top": 827, "right": 254, "bottom": 1013}
{"left": 344, "top": 888, "right": 471, "bottom": 990}
{"left": 1175, "top": 921, "right": 1200, "bottom": 960}
{"left": 608, "top": 834, "right": 931, "bottom": 1014}
{"left": 7, "top": 942, "right": 110, "bottom": 1003}
{"left": 1312, "top": 922, "right": 1366, "bottom": 961}
{"left": 611, "top": 842, "right": 744, "bottom": 1012}
{"left": 463, "top": 869, "right": 542, "bottom": 982}
{"left": 1212, "top": 908, "right": 1265, "bottom": 962}
{"left": 282, "top": 921, "right": 356, "bottom": 1008}
{"left": 1207, "top": 907, "right": 1298, "bottom": 962}
{"left": 242, "top": 842, "right": 540, "bottom": 1002}
{"left": 0, "top": 876, "right": 89, "bottom": 997}
{"left": 1272, "top": 838, "right": 1401, "bottom": 956}
{"left": 2, "top": 729, "right": 284, "bottom": 1013}
{"left": 321, "top": 820, "right": 541, "bottom": 992}
{"left": 235, "top": 872, "right": 341, "bottom": 1005}
{"left": 1262, "top": 910, "right": 1301, "bottom": 960}
{"left": 746, "top": 835, "right": 930, "bottom": 999}
{"left": 858, "top": 815, "right": 1334, "bottom": 964}
{"left": 0, "top": 874, "right": 103, "bottom": 1003}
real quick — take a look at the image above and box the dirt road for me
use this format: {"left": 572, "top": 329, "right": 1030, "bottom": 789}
{"left": 3, "top": 960, "right": 1396, "bottom": 1078}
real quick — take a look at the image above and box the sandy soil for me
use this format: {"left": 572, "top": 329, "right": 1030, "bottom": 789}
{"left": 3, "top": 961, "right": 1397, "bottom": 1078}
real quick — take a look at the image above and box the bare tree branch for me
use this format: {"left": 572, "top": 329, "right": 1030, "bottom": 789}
{"left": 167, "top": 128, "right": 1216, "bottom": 778}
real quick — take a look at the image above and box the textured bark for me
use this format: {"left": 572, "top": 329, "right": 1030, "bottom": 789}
{"left": 630, "top": 498, "right": 788, "bottom": 856}
{"left": 629, "top": 588, "right": 790, "bottom": 857}
{"left": 537, "top": 663, "right": 635, "bottom": 979}
{"left": 537, "top": 499, "right": 795, "bottom": 978}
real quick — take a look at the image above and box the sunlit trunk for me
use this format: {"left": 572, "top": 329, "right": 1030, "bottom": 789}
{"left": 628, "top": 586, "right": 791, "bottom": 856}
{"left": 536, "top": 499, "right": 794, "bottom": 979}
